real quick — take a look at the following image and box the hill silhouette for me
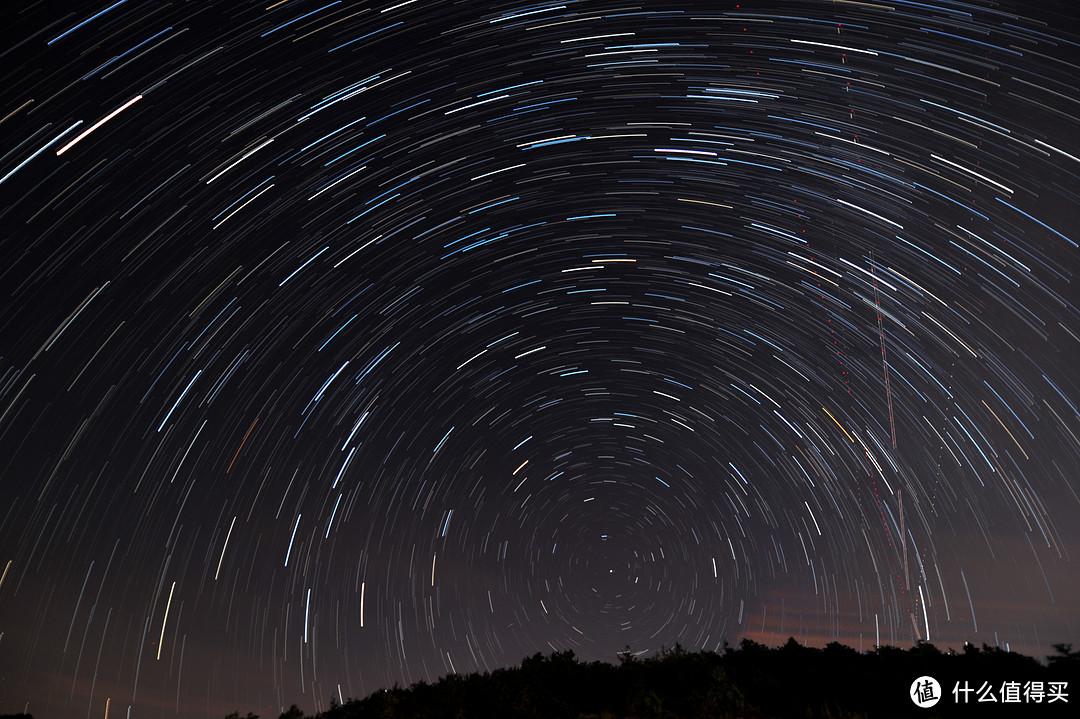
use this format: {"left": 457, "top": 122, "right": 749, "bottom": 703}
{"left": 216, "top": 638, "right": 1078, "bottom": 719}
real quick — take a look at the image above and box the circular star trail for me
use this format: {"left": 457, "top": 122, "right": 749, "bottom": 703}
{"left": 1, "top": 1, "right": 1079, "bottom": 717}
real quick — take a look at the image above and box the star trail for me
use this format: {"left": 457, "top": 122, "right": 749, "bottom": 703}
{"left": 1, "top": 0, "right": 1078, "bottom": 716}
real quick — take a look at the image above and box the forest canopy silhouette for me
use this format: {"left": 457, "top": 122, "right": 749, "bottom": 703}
{"left": 2, "top": 638, "right": 1075, "bottom": 719}
{"left": 203, "top": 639, "right": 1078, "bottom": 718}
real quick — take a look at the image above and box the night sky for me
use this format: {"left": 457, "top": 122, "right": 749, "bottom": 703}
{"left": 1, "top": 0, "right": 1079, "bottom": 716}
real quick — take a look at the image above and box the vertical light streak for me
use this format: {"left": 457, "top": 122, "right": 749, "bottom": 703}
{"left": 214, "top": 516, "right": 236, "bottom": 580}
{"left": 919, "top": 585, "right": 930, "bottom": 641}
{"left": 285, "top": 514, "right": 301, "bottom": 567}
{"left": 962, "top": 569, "right": 978, "bottom": 633}
{"left": 870, "top": 251, "right": 897, "bottom": 448}
{"left": 304, "top": 588, "right": 310, "bottom": 644}
{"left": 156, "top": 581, "right": 175, "bottom": 660}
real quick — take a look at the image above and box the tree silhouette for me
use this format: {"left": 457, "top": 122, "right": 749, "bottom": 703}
{"left": 239, "top": 638, "right": 1079, "bottom": 718}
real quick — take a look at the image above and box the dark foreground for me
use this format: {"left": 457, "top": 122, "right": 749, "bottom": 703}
{"left": 7, "top": 639, "right": 1079, "bottom": 719}
{"left": 263, "top": 639, "right": 1079, "bottom": 719}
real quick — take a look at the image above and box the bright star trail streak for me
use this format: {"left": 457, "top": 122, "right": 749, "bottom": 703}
{"left": 0, "top": 1, "right": 1079, "bottom": 718}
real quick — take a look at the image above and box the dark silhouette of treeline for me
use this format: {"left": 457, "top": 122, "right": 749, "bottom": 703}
{"left": 9, "top": 639, "right": 1076, "bottom": 719}
{"left": 246, "top": 639, "right": 1077, "bottom": 719}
